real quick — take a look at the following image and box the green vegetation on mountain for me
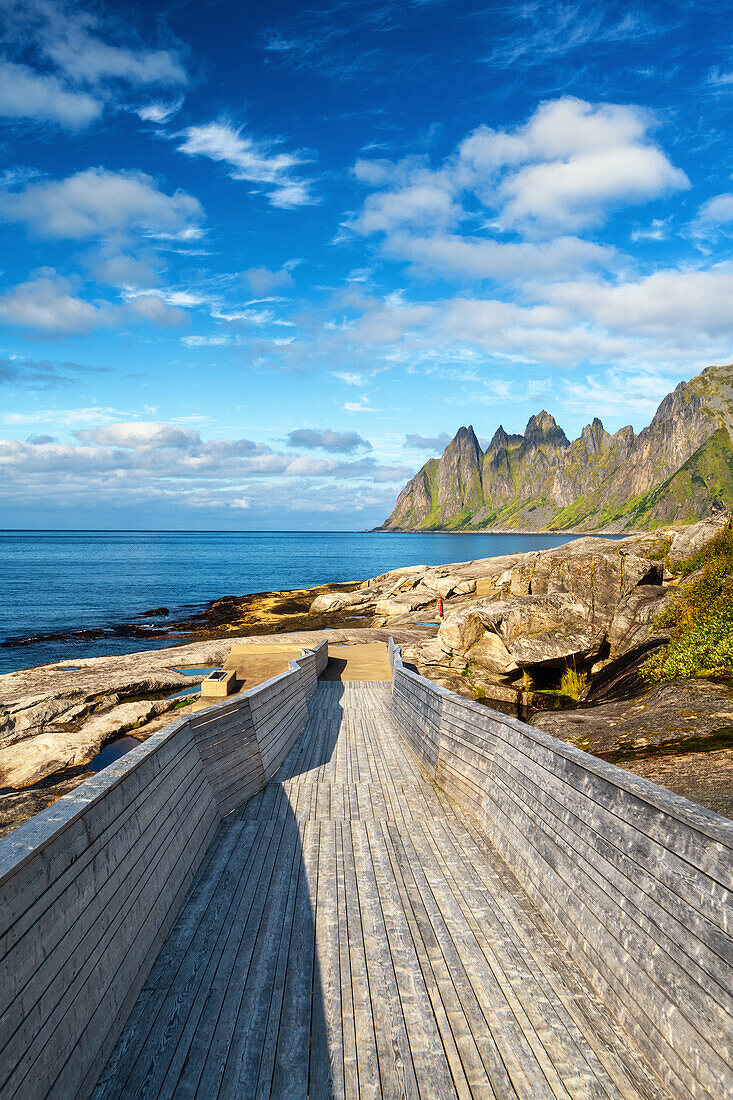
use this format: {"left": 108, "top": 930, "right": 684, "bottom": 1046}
{"left": 379, "top": 365, "right": 733, "bottom": 534}
{"left": 644, "top": 518, "right": 733, "bottom": 681}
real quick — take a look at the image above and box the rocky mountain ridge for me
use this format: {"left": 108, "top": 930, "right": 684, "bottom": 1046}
{"left": 379, "top": 364, "right": 733, "bottom": 532}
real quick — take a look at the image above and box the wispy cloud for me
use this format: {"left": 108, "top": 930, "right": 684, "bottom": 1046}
{"left": 0, "top": 355, "right": 109, "bottom": 388}
{"left": 404, "top": 431, "right": 450, "bottom": 450}
{"left": 483, "top": 1, "right": 667, "bottom": 69}
{"left": 177, "top": 120, "right": 317, "bottom": 208}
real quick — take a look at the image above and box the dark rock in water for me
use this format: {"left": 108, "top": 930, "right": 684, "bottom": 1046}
{"left": 1, "top": 627, "right": 109, "bottom": 648}
{"left": 141, "top": 607, "right": 170, "bottom": 617}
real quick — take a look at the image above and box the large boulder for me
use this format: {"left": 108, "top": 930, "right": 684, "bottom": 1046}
{"left": 0, "top": 696, "right": 182, "bottom": 789}
{"left": 497, "top": 547, "right": 662, "bottom": 630}
{"left": 667, "top": 511, "right": 731, "bottom": 564}
{"left": 437, "top": 602, "right": 489, "bottom": 655}
{"left": 309, "top": 589, "right": 378, "bottom": 615}
{"left": 437, "top": 593, "right": 603, "bottom": 675}
{"left": 418, "top": 575, "right": 477, "bottom": 599}
{"left": 608, "top": 585, "right": 672, "bottom": 656}
{"left": 466, "top": 632, "right": 518, "bottom": 676}
{"left": 510, "top": 628, "right": 604, "bottom": 670}
{"left": 375, "top": 591, "right": 436, "bottom": 619}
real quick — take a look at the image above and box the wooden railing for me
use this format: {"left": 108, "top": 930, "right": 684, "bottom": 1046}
{"left": 0, "top": 641, "right": 328, "bottom": 1100}
{"left": 389, "top": 638, "right": 733, "bottom": 1100}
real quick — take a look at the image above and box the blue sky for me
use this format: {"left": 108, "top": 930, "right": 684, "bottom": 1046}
{"left": 1, "top": 0, "right": 733, "bottom": 529}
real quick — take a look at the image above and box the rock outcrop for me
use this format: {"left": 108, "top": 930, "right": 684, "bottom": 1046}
{"left": 308, "top": 512, "right": 730, "bottom": 715}
{"left": 379, "top": 364, "right": 733, "bottom": 533}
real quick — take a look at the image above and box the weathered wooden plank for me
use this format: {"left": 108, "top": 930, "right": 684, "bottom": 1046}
{"left": 349, "top": 819, "right": 422, "bottom": 1099}
{"left": 340, "top": 822, "right": 382, "bottom": 1100}
{"left": 310, "top": 821, "right": 341, "bottom": 1098}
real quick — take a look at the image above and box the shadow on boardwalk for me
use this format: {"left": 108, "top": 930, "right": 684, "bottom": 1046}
{"left": 94, "top": 686, "right": 343, "bottom": 1100}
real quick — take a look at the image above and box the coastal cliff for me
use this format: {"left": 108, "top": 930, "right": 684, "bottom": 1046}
{"left": 379, "top": 363, "right": 733, "bottom": 532}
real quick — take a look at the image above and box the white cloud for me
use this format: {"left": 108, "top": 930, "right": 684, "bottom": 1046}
{"left": 91, "top": 252, "right": 160, "bottom": 287}
{"left": 45, "top": 31, "right": 186, "bottom": 88}
{"left": 481, "top": 99, "right": 689, "bottom": 232}
{"left": 547, "top": 267, "right": 733, "bottom": 337}
{"left": 351, "top": 179, "right": 460, "bottom": 236}
{"left": 344, "top": 398, "right": 378, "bottom": 412}
{"left": 0, "top": 273, "right": 114, "bottom": 336}
{"left": 135, "top": 98, "right": 184, "bottom": 124}
{"left": 286, "top": 428, "right": 372, "bottom": 452}
{"left": 211, "top": 307, "right": 277, "bottom": 325}
{"left": 630, "top": 217, "right": 671, "bottom": 242}
{"left": 75, "top": 421, "right": 201, "bottom": 448}
{"left": 0, "top": 167, "right": 203, "bottom": 242}
{"left": 385, "top": 232, "right": 614, "bottom": 279}
{"left": 0, "top": 426, "right": 411, "bottom": 521}
{"left": 242, "top": 265, "right": 296, "bottom": 295}
{"left": 693, "top": 193, "right": 733, "bottom": 235}
{"left": 122, "top": 287, "right": 205, "bottom": 311}
{"left": 177, "top": 120, "right": 316, "bottom": 208}
{"left": 0, "top": 0, "right": 188, "bottom": 133}
{"left": 0, "top": 60, "right": 101, "bottom": 128}
{"left": 126, "top": 295, "right": 186, "bottom": 327}
{"left": 332, "top": 371, "right": 365, "bottom": 386}
{"left": 181, "top": 334, "right": 235, "bottom": 347}
{"left": 438, "top": 297, "right": 629, "bottom": 365}
{"left": 0, "top": 270, "right": 211, "bottom": 338}
{"left": 558, "top": 364, "right": 686, "bottom": 425}
{"left": 350, "top": 97, "right": 688, "bottom": 254}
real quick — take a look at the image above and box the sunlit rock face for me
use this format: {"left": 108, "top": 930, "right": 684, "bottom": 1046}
{"left": 378, "top": 364, "right": 733, "bottom": 533}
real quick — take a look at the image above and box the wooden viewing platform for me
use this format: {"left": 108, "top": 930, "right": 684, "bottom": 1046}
{"left": 95, "top": 680, "right": 668, "bottom": 1099}
{"left": 0, "top": 639, "right": 730, "bottom": 1099}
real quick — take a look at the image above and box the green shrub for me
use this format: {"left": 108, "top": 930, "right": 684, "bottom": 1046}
{"left": 559, "top": 666, "right": 587, "bottom": 699}
{"left": 644, "top": 519, "right": 733, "bottom": 681}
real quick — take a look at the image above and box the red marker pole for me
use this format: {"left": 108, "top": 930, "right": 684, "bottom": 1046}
{"left": 437, "top": 597, "right": 444, "bottom": 620}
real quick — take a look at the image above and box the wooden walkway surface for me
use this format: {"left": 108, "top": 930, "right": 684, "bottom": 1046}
{"left": 94, "top": 682, "right": 670, "bottom": 1100}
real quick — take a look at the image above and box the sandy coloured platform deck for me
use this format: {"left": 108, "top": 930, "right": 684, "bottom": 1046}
{"left": 93, "top": 681, "right": 669, "bottom": 1100}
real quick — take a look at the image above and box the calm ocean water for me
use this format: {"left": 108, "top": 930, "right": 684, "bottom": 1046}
{"left": 0, "top": 530, "right": 579, "bottom": 673}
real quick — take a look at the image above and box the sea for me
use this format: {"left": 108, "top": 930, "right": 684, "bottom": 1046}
{"left": 0, "top": 530, "right": 581, "bottom": 674}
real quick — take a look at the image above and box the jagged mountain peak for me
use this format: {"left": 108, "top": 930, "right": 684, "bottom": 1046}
{"left": 448, "top": 424, "right": 481, "bottom": 451}
{"left": 488, "top": 425, "right": 508, "bottom": 450}
{"left": 523, "top": 410, "right": 570, "bottom": 449}
{"left": 379, "top": 365, "right": 733, "bottom": 533}
{"left": 578, "top": 417, "right": 611, "bottom": 452}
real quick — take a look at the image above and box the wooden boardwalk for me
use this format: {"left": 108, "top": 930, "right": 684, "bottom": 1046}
{"left": 94, "top": 682, "right": 670, "bottom": 1100}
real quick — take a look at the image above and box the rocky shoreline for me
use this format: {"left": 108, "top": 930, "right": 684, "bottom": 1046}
{"left": 0, "top": 579, "right": 371, "bottom": 658}
{"left": 2, "top": 512, "right": 732, "bottom": 836}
